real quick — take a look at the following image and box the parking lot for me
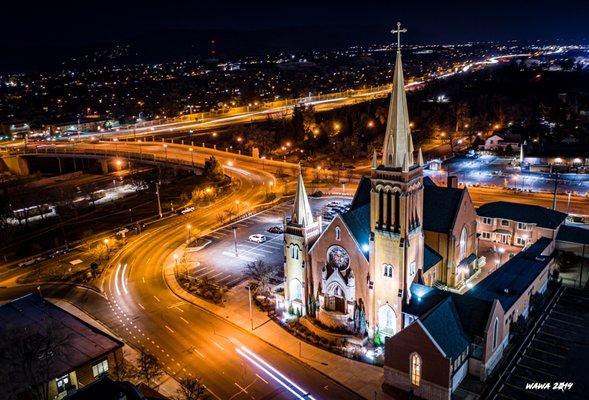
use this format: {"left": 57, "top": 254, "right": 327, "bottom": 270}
{"left": 493, "top": 287, "right": 589, "bottom": 400}
{"left": 182, "top": 196, "right": 350, "bottom": 288}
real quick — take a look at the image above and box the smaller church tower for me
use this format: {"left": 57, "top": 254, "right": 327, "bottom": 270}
{"left": 283, "top": 171, "right": 322, "bottom": 315}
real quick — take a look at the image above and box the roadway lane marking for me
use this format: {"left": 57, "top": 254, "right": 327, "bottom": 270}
{"left": 208, "top": 271, "right": 224, "bottom": 279}
{"left": 180, "top": 316, "right": 189, "bottom": 324}
{"left": 138, "top": 303, "right": 145, "bottom": 310}
{"left": 195, "top": 349, "right": 205, "bottom": 359}
{"left": 234, "top": 382, "right": 248, "bottom": 394}
{"left": 165, "top": 325, "right": 175, "bottom": 333}
{"left": 121, "top": 263, "right": 129, "bottom": 294}
{"left": 153, "top": 295, "right": 161, "bottom": 302}
{"left": 142, "top": 277, "right": 145, "bottom": 283}
{"left": 211, "top": 340, "right": 225, "bottom": 351}
{"left": 256, "top": 374, "right": 268, "bottom": 384}
{"left": 202, "top": 385, "right": 222, "bottom": 400}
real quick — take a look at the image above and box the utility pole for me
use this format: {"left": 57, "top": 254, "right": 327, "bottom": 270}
{"left": 156, "top": 182, "right": 163, "bottom": 218}
{"left": 552, "top": 173, "right": 558, "bottom": 210}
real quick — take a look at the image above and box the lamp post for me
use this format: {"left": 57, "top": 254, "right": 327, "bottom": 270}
{"left": 235, "top": 200, "right": 240, "bottom": 217}
{"left": 189, "top": 147, "right": 194, "bottom": 167}
{"left": 232, "top": 226, "right": 238, "bottom": 257}
{"left": 163, "top": 144, "right": 168, "bottom": 162}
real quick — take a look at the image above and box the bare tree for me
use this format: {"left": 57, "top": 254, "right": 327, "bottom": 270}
{"left": 244, "top": 260, "right": 277, "bottom": 295}
{"left": 175, "top": 376, "right": 206, "bottom": 400}
{"left": 135, "top": 348, "right": 163, "bottom": 386}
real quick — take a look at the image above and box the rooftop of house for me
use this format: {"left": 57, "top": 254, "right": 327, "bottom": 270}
{"left": 557, "top": 224, "right": 589, "bottom": 245}
{"left": 476, "top": 201, "right": 567, "bottom": 229}
{"left": 0, "top": 294, "right": 123, "bottom": 391}
{"left": 464, "top": 237, "right": 553, "bottom": 310}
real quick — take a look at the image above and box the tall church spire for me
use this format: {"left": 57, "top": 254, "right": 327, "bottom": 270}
{"left": 382, "top": 22, "right": 414, "bottom": 169}
{"left": 291, "top": 171, "right": 314, "bottom": 227}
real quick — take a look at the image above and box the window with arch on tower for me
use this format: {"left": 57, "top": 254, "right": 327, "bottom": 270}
{"left": 383, "top": 264, "right": 393, "bottom": 277}
{"left": 410, "top": 352, "right": 421, "bottom": 387}
{"left": 291, "top": 246, "right": 299, "bottom": 260}
{"left": 335, "top": 226, "right": 341, "bottom": 241}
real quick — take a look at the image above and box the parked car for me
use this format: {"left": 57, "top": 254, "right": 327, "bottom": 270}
{"left": 249, "top": 234, "right": 267, "bottom": 243}
{"left": 267, "top": 226, "right": 284, "bottom": 234}
{"left": 179, "top": 206, "right": 195, "bottom": 215}
{"left": 116, "top": 228, "right": 130, "bottom": 237}
{"left": 18, "top": 258, "right": 37, "bottom": 267}
{"left": 49, "top": 247, "right": 70, "bottom": 258}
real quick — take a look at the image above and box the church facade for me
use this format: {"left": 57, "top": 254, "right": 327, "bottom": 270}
{"left": 282, "top": 35, "right": 432, "bottom": 339}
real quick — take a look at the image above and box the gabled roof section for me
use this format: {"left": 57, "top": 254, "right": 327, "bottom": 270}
{"left": 382, "top": 50, "right": 414, "bottom": 168}
{"left": 424, "top": 244, "right": 442, "bottom": 273}
{"left": 404, "top": 283, "right": 495, "bottom": 340}
{"left": 476, "top": 201, "right": 567, "bottom": 229}
{"left": 350, "top": 176, "right": 371, "bottom": 210}
{"left": 420, "top": 297, "right": 470, "bottom": 361}
{"left": 291, "top": 172, "right": 314, "bottom": 227}
{"left": 423, "top": 181, "right": 465, "bottom": 233}
{"left": 340, "top": 204, "right": 371, "bottom": 258}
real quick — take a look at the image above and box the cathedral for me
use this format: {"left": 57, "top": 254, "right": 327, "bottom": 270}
{"left": 280, "top": 26, "right": 562, "bottom": 400}
{"left": 282, "top": 29, "right": 431, "bottom": 339}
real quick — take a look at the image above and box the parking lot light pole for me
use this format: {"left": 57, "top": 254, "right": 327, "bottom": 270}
{"left": 248, "top": 285, "right": 254, "bottom": 331}
{"left": 232, "top": 226, "right": 238, "bottom": 257}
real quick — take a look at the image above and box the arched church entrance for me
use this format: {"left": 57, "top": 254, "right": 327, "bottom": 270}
{"left": 326, "top": 282, "right": 346, "bottom": 313}
{"left": 378, "top": 304, "right": 397, "bottom": 336}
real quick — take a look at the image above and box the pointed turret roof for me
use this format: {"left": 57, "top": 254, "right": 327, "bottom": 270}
{"left": 382, "top": 48, "right": 414, "bottom": 168}
{"left": 291, "top": 172, "right": 314, "bottom": 227}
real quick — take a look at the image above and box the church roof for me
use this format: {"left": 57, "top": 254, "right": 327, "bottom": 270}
{"left": 464, "top": 237, "right": 553, "bottom": 311}
{"left": 476, "top": 201, "right": 567, "bottom": 229}
{"left": 423, "top": 180, "right": 465, "bottom": 233}
{"left": 420, "top": 297, "right": 470, "bottom": 361}
{"left": 291, "top": 172, "right": 314, "bottom": 227}
{"left": 349, "top": 176, "right": 371, "bottom": 210}
{"left": 381, "top": 49, "right": 414, "bottom": 169}
{"left": 405, "top": 283, "right": 495, "bottom": 340}
{"left": 340, "top": 204, "right": 371, "bottom": 257}
{"left": 423, "top": 244, "right": 442, "bottom": 273}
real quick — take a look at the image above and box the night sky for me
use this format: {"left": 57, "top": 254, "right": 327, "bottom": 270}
{"left": 1, "top": 0, "right": 588, "bottom": 72}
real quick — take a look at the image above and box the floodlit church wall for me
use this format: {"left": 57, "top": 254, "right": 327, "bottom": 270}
{"left": 284, "top": 232, "right": 307, "bottom": 312}
{"left": 309, "top": 216, "right": 369, "bottom": 327}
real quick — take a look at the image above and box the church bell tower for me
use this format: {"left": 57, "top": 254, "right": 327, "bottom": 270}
{"left": 283, "top": 171, "right": 322, "bottom": 315}
{"left": 368, "top": 23, "right": 424, "bottom": 337}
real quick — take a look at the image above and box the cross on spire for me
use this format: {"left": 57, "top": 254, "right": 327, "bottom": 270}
{"left": 391, "top": 21, "right": 407, "bottom": 51}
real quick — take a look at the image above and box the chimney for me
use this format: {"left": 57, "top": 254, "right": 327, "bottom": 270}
{"left": 447, "top": 175, "right": 458, "bottom": 188}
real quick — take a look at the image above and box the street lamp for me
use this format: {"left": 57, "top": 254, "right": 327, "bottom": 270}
{"left": 235, "top": 200, "right": 240, "bottom": 216}
{"left": 173, "top": 253, "right": 179, "bottom": 266}
{"left": 163, "top": 144, "right": 168, "bottom": 161}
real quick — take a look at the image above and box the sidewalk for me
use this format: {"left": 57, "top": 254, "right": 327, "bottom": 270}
{"left": 164, "top": 254, "right": 384, "bottom": 400}
{"left": 49, "top": 298, "right": 180, "bottom": 398}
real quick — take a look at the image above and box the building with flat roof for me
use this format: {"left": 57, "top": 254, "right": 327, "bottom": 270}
{"left": 0, "top": 294, "right": 124, "bottom": 400}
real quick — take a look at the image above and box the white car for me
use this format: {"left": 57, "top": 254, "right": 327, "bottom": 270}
{"left": 248, "top": 234, "right": 267, "bottom": 243}
{"left": 18, "top": 258, "right": 37, "bottom": 268}
{"left": 180, "top": 207, "right": 195, "bottom": 214}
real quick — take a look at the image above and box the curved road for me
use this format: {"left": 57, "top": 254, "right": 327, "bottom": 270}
{"left": 7, "top": 142, "right": 361, "bottom": 399}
